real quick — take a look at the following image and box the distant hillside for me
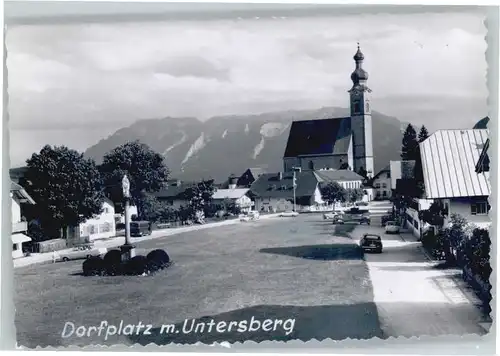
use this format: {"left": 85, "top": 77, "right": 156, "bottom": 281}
{"left": 84, "top": 107, "right": 404, "bottom": 182}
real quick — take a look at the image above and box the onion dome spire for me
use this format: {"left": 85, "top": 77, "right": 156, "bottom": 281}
{"left": 351, "top": 42, "right": 369, "bottom": 87}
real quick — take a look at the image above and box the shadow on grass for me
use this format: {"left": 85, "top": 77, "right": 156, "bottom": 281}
{"left": 128, "top": 303, "right": 383, "bottom": 345}
{"left": 333, "top": 224, "right": 357, "bottom": 237}
{"left": 260, "top": 244, "right": 364, "bottom": 261}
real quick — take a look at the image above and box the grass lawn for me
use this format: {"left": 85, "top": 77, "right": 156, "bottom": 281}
{"left": 15, "top": 214, "right": 382, "bottom": 347}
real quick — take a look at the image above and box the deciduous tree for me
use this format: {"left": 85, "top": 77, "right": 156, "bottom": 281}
{"left": 23, "top": 145, "right": 105, "bottom": 239}
{"left": 320, "top": 182, "right": 347, "bottom": 205}
{"left": 99, "top": 140, "right": 169, "bottom": 216}
{"left": 347, "top": 187, "right": 365, "bottom": 203}
{"left": 183, "top": 179, "right": 216, "bottom": 218}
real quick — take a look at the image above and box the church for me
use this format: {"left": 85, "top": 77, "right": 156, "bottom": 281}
{"left": 283, "top": 45, "right": 375, "bottom": 178}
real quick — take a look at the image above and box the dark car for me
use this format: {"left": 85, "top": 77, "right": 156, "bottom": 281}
{"left": 360, "top": 234, "right": 383, "bottom": 253}
{"left": 130, "top": 221, "right": 152, "bottom": 237}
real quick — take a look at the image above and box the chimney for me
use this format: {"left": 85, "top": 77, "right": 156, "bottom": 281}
{"left": 228, "top": 174, "right": 238, "bottom": 189}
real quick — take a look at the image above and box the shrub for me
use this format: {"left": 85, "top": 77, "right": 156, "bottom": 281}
{"left": 381, "top": 214, "right": 396, "bottom": 226}
{"left": 146, "top": 249, "right": 170, "bottom": 272}
{"left": 103, "top": 249, "right": 123, "bottom": 276}
{"left": 125, "top": 255, "right": 149, "bottom": 275}
{"left": 463, "top": 228, "right": 491, "bottom": 282}
{"left": 82, "top": 256, "right": 105, "bottom": 276}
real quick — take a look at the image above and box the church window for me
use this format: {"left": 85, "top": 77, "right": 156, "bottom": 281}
{"left": 354, "top": 102, "right": 361, "bottom": 113}
{"left": 366, "top": 103, "right": 370, "bottom": 112}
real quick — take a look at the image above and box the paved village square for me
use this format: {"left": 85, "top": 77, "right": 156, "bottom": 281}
{"left": 8, "top": 14, "right": 492, "bottom": 348}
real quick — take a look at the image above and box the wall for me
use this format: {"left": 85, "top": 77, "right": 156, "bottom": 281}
{"left": 284, "top": 155, "right": 349, "bottom": 172}
{"left": 373, "top": 171, "right": 392, "bottom": 200}
{"left": 338, "top": 180, "right": 363, "bottom": 190}
{"left": 389, "top": 161, "right": 401, "bottom": 189}
{"left": 405, "top": 206, "right": 421, "bottom": 238}
{"left": 78, "top": 200, "right": 116, "bottom": 242}
{"left": 447, "top": 198, "right": 491, "bottom": 229}
{"left": 236, "top": 195, "right": 254, "bottom": 211}
{"left": 11, "top": 193, "right": 21, "bottom": 224}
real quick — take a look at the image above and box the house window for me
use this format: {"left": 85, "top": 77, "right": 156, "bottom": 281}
{"left": 386, "top": 173, "right": 390, "bottom": 179}
{"left": 375, "top": 183, "right": 380, "bottom": 189}
{"left": 13, "top": 244, "right": 18, "bottom": 251}
{"left": 471, "top": 202, "right": 488, "bottom": 215}
{"left": 308, "top": 161, "right": 315, "bottom": 170}
{"left": 376, "top": 191, "right": 381, "bottom": 197}
{"left": 382, "top": 183, "right": 387, "bottom": 188}
{"left": 382, "top": 191, "right": 387, "bottom": 197}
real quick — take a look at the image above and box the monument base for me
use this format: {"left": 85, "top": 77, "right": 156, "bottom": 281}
{"left": 120, "top": 244, "right": 136, "bottom": 262}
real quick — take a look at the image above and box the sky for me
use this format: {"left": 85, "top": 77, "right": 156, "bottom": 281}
{"left": 6, "top": 7, "right": 488, "bottom": 167}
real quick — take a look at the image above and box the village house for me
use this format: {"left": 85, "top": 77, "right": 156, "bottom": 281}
{"left": 11, "top": 181, "right": 36, "bottom": 258}
{"left": 313, "top": 168, "right": 372, "bottom": 202}
{"left": 371, "top": 166, "right": 391, "bottom": 200}
{"left": 76, "top": 198, "right": 117, "bottom": 243}
{"left": 250, "top": 171, "right": 326, "bottom": 213}
{"left": 420, "top": 129, "right": 490, "bottom": 230}
{"left": 211, "top": 188, "right": 254, "bottom": 213}
{"left": 154, "top": 179, "right": 193, "bottom": 209}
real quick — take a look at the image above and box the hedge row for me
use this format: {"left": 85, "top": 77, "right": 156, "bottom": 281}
{"left": 82, "top": 249, "right": 171, "bottom": 276}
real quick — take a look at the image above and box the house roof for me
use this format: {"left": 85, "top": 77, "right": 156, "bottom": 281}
{"left": 473, "top": 116, "right": 489, "bottom": 129}
{"left": 475, "top": 138, "right": 490, "bottom": 173}
{"left": 9, "top": 166, "right": 28, "bottom": 178}
{"left": 212, "top": 188, "right": 250, "bottom": 200}
{"left": 372, "top": 165, "right": 390, "bottom": 180}
{"left": 247, "top": 168, "right": 265, "bottom": 179}
{"left": 420, "top": 129, "right": 490, "bottom": 199}
{"left": 283, "top": 117, "right": 352, "bottom": 157}
{"left": 314, "top": 169, "right": 363, "bottom": 182}
{"left": 10, "top": 181, "right": 36, "bottom": 204}
{"left": 154, "top": 181, "right": 197, "bottom": 199}
{"left": 250, "top": 171, "right": 319, "bottom": 198}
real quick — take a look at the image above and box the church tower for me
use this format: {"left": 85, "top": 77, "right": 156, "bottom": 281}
{"left": 349, "top": 44, "right": 374, "bottom": 177}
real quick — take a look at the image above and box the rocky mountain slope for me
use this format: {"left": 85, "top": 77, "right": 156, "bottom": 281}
{"left": 84, "top": 107, "right": 404, "bottom": 182}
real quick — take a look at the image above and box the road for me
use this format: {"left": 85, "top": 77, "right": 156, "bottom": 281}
{"left": 14, "top": 211, "right": 486, "bottom": 348}
{"left": 354, "top": 224, "right": 487, "bottom": 337}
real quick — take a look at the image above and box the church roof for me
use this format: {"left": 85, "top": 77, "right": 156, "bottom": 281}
{"left": 283, "top": 117, "right": 352, "bottom": 158}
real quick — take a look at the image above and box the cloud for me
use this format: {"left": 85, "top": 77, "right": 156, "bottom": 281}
{"left": 5, "top": 10, "right": 488, "bottom": 165}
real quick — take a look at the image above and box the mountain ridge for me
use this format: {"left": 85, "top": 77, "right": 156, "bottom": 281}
{"left": 84, "top": 106, "right": 405, "bottom": 182}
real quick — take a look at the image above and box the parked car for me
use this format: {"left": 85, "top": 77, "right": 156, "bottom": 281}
{"left": 58, "top": 246, "right": 108, "bottom": 262}
{"left": 130, "top": 221, "right": 152, "bottom": 237}
{"left": 248, "top": 211, "right": 260, "bottom": 220}
{"left": 334, "top": 214, "right": 370, "bottom": 225}
{"left": 360, "top": 234, "right": 383, "bottom": 253}
{"left": 239, "top": 214, "right": 251, "bottom": 222}
{"left": 385, "top": 221, "right": 400, "bottom": 234}
{"left": 279, "top": 211, "right": 299, "bottom": 217}
{"left": 323, "top": 212, "right": 337, "bottom": 220}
